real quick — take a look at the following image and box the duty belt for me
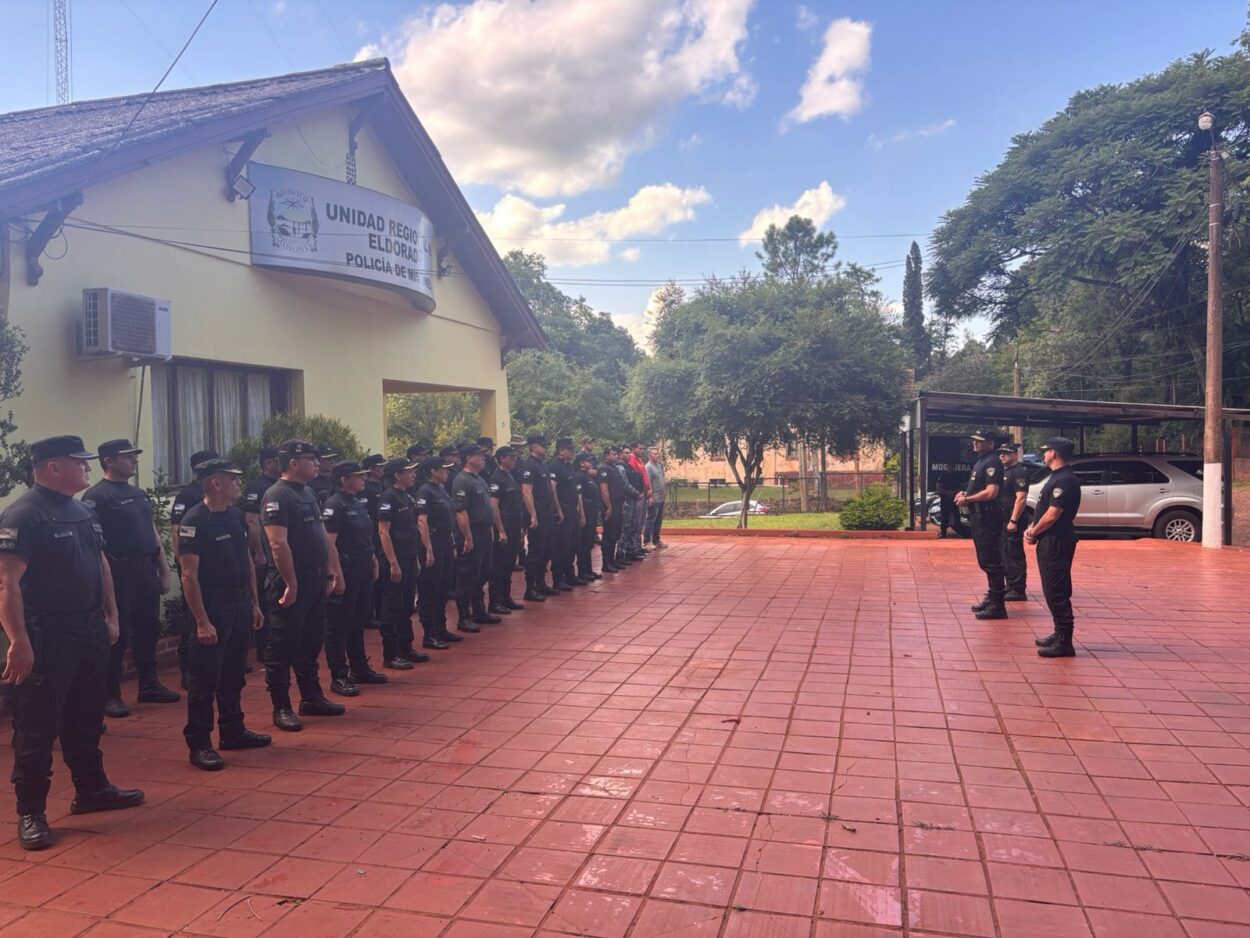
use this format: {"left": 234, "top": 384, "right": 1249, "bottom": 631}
{"left": 201, "top": 584, "right": 250, "bottom": 597}
{"left": 27, "top": 607, "right": 103, "bottom": 627}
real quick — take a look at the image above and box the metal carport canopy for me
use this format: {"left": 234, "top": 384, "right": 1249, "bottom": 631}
{"left": 903, "top": 391, "right": 1250, "bottom": 542}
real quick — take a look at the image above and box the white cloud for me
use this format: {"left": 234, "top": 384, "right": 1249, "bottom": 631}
{"left": 364, "top": 0, "right": 755, "bottom": 197}
{"left": 866, "top": 118, "right": 957, "bottom": 152}
{"left": 795, "top": 5, "right": 820, "bottom": 31}
{"left": 784, "top": 17, "right": 871, "bottom": 127}
{"left": 737, "top": 181, "right": 845, "bottom": 246}
{"left": 477, "top": 183, "right": 711, "bottom": 267}
{"left": 678, "top": 133, "right": 703, "bottom": 153}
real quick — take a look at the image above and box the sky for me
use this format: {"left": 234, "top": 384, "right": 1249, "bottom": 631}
{"left": 2, "top": 0, "right": 1245, "bottom": 346}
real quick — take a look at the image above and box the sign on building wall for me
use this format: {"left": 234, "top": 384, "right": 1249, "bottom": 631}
{"left": 247, "top": 162, "right": 436, "bottom": 312}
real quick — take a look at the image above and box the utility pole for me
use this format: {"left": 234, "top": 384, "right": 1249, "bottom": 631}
{"left": 53, "top": 0, "right": 71, "bottom": 104}
{"left": 1200, "top": 111, "right": 1224, "bottom": 549}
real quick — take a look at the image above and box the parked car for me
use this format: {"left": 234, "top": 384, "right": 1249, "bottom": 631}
{"left": 700, "top": 500, "right": 769, "bottom": 519}
{"left": 1026, "top": 454, "right": 1203, "bottom": 541}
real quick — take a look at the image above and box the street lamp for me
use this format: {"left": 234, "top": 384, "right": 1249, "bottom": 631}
{"left": 1200, "top": 110, "right": 1223, "bottom": 549}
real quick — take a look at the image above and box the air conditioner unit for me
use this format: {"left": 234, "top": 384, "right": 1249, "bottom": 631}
{"left": 76, "top": 288, "right": 172, "bottom": 362}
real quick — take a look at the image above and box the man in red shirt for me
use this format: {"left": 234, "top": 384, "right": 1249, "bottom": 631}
{"left": 628, "top": 443, "right": 651, "bottom": 554}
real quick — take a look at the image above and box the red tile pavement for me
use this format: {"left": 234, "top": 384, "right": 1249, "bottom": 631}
{"left": 0, "top": 537, "right": 1249, "bottom": 935}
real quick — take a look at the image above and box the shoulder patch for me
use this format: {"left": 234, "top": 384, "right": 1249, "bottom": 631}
{"left": 986, "top": 466, "right": 997, "bottom": 477}
{"left": 179, "top": 525, "right": 197, "bottom": 538}
{"left": 415, "top": 498, "right": 427, "bottom": 507}
{"left": 1052, "top": 487, "right": 1063, "bottom": 498}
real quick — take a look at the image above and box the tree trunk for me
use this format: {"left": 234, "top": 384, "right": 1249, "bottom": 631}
{"left": 799, "top": 444, "right": 810, "bottom": 512}
{"left": 739, "top": 479, "right": 757, "bottom": 530}
{"left": 819, "top": 447, "right": 828, "bottom": 511}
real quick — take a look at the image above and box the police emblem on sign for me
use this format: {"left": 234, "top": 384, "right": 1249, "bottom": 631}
{"left": 268, "top": 187, "right": 319, "bottom": 254}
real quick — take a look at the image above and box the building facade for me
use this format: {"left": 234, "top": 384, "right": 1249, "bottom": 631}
{"left": 0, "top": 60, "right": 543, "bottom": 486}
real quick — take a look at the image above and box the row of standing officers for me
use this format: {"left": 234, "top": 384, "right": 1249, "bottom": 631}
{"left": 0, "top": 431, "right": 665, "bottom": 850}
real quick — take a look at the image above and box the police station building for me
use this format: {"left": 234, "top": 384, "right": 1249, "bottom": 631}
{"left": 0, "top": 60, "right": 544, "bottom": 486}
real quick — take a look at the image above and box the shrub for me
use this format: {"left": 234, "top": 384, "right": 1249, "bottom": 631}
{"left": 839, "top": 483, "right": 907, "bottom": 530}
{"left": 226, "top": 412, "right": 363, "bottom": 487}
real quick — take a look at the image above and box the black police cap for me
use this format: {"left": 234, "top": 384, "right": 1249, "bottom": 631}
{"left": 1041, "top": 436, "right": 1076, "bottom": 457}
{"left": 459, "top": 443, "right": 483, "bottom": 459}
{"left": 438, "top": 445, "right": 459, "bottom": 459}
{"left": 406, "top": 444, "right": 430, "bottom": 459}
{"left": 332, "top": 461, "right": 368, "bottom": 480}
{"left": 190, "top": 449, "right": 219, "bottom": 470}
{"left": 969, "top": 428, "right": 998, "bottom": 442}
{"left": 362, "top": 453, "right": 386, "bottom": 469}
{"left": 98, "top": 438, "right": 142, "bottom": 459}
{"left": 996, "top": 442, "right": 1020, "bottom": 453}
{"left": 315, "top": 443, "right": 340, "bottom": 460}
{"left": 477, "top": 436, "right": 494, "bottom": 447}
{"left": 555, "top": 437, "right": 574, "bottom": 450}
{"left": 495, "top": 445, "right": 517, "bottom": 460}
{"left": 258, "top": 446, "right": 280, "bottom": 463}
{"left": 31, "top": 435, "right": 95, "bottom": 463}
{"left": 416, "top": 456, "right": 449, "bottom": 477}
{"left": 526, "top": 433, "right": 548, "bottom": 446}
{"left": 194, "top": 458, "right": 243, "bottom": 481}
{"left": 573, "top": 451, "right": 593, "bottom": 464}
{"left": 384, "top": 457, "right": 418, "bottom": 476}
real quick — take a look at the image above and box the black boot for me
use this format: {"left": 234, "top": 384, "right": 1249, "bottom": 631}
{"left": 330, "top": 677, "right": 360, "bottom": 697}
{"left": 298, "top": 696, "right": 346, "bottom": 717}
{"left": 488, "top": 603, "right": 512, "bottom": 616}
{"left": 1034, "top": 631, "right": 1060, "bottom": 647}
{"left": 137, "top": 678, "right": 180, "bottom": 704}
{"left": 974, "top": 600, "right": 1008, "bottom": 621}
{"left": 273, "top": 707, "right": 303, "bottom": 731}
{"left": 1038, "top": 629, "right": 1076, "bottom": 658}
{"left": 17, "top": 814, "right": 51, "bottom": 850}
{"left": 349, "top": 662, "right": 389, "bottom": 684}
{"left": 103, "top": 696, "right": 130, "bottom": 719}
{"left": 457, "top": 617, "right": 481, "bottom": 634}
{"left": 503, "top": 598, "right": 525, "bottom": 610}
{"left": 523, "top": 586, "right": 546, "bottom": 602}
{"left": 70, "top": 784, "right": 145, "bottom": 815}
{"left": 219, "top": 729, "right": 272, "bottom": 750}
{"left": 969, "top": 594, "right": 992, "bottom": 612}
{"left": 190, "top": 748, "right": 225, "bottom": 772}
{"left": 1004, "top": 590, "right": 1028, "bottom": 602}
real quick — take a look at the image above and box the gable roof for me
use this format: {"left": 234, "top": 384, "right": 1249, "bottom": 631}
{"left": 0, "top": 59, "right": 544, "bottom": 350}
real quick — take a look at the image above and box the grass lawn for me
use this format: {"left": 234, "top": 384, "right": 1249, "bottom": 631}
{"left": 664, "top": 510, "right": 843, "bottom": 530}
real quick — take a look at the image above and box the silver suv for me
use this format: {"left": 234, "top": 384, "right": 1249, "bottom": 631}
{"left": 1026, "top": 454, "right": 1203, "bottom": 541}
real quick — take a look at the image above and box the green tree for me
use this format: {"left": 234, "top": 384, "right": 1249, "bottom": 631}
{"left": 502, "top": 251, "right": 642, "bottom": 440}
{"left": 756, "top": 216, "right": 839, "bottom": 285}
{"left": 902, "top": 241, "right": 931, "bottom": 374}
{"left": 385, "top": 392, "right": 480, "bottom": 455}
{"left": 927, "top": 38, "right": 1250, "bottom": 406}
{"left": 225, "top": 412, "right": 361, "bottom": 487}
{"left": 0, "top": 319, "right": 29, "bottom": 496}
{"left": 629, "top": 275, "right": 908, "bottom": 528}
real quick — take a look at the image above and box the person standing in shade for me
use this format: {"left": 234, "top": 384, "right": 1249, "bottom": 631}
{"left": 488, "top": 445, "right": 525, "bottom": 614}
{"left": 936, "top": 471, "right": 969, "bottom": 539}
{"left": 439, "top": 444, "right": 461, "bottom": 491}
{"left": 520, "top": 434, "right": 561, "bottom": 601}
{"left": 260, "top": 440, "right": 346, "bottom": 731}
{"left": 997, "top": 442, "right": 1031, "bottom": 601}
{"left": 1026, "top": 437, "right": 1082, "bottom": 658}
{"left": 616, "top": 446, "right": 645, "bottom": 564}
{"left": 308, "top": 446, "right": 338, "bottom": 506}
{"left": 955, "top": 429, "right": 1008, "bottom": 621}
{"left": 628, "top": 442, "right": 652, "bottom": 555}
{"left": 643, "top": 447, "right": 667, "bottom": 548}
{"left": 82, "top": 439, "right": 177, "bottom": 719}
{"left": 243, "top": 446, "right": 281, "bottom": 665}
{"left": 361, "top": 453, "right": 388, "bottom": 628}
{"left": 376, "top": 458, "right": 429, "bottom": 667}
{"left": 0, "top": 436, "right": 144, "bottom": 851}
{"left": 322, "top": 462, "right": 387, "bottom": 696}
{"left": 548, "top": 438, "right": 585, "bottom": 589}
{"left": 509, "top": 435, "right": 529, "bottom": 571}
{"left": 598, "top": 445, "right": 626, "bottom": 573}
{"left": 171, "top": 449, "right": 219, "bottom": 688}
{"left": 178, "top": 459, "right": 270, "bottom": 771}
{"left": 414, "top": 456, "right": 461, "bottom": 649}
{"left": 451, "top": 444, "right": 499, "bottom": 632}
{"left": 477, "top": 438, "right": 498, "bottom": 480}
{"left": 573, "top": 451, "right": 602, "bottom": 580}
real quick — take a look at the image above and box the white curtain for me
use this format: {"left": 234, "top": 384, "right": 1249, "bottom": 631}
{"left": 150, "top": 365, "right": 172, "bottom": 482}
{"left": 214, "top": 371, "right": 246, "bottom": 454}
{"left": 246, "top": 373, "right": 272, "bottom": 438}
{"left": 175, "top": 367, "right": 210, "bottom": 477}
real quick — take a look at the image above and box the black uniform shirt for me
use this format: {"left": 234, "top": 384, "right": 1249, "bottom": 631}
{"left": 414, "top": 482, "right": 455, "bottom": 539}
{"left": 548, "top": 457, "right": 579, "bottom": 511}
{"left": 622, "top": 461, "right": 645, "bottom": 500}
{"left": 261, "top": 479, "right": 328, "bottom": 569}
{"left": 490, "top": 468, "right": 523, "bottom": 521}
{"left": 966, "top": 453, "right": 1003, "bottom": 518}
{"left": 511, "top": 464, "right": 530, "bottom": 523}
{"left": 576, "top": 467, "right": 599, "bottom": 511}
{"left": 178, "top": 503, "right": 249, "bottom": 589}
{"left": 1034, "top": 466, "right": 1081, "bottom": 537}
{"left": 170, "top": 481, "right": 203, "bottom": 528}
{"left": 309, "top": 474, "right": 334, "bottom": 506}
{"left": 599, "top": 462, "right": 625, "bottom": 502}
{"left": 82, "top": 478, "right": 159, "bottom": 558}
{"left": 243, "top": 473, "right": 279, "bottom": 516}
{"left": 451, "top": 471, "right": 494, "bottom": 527}
{"left": 377, "top": 486, "right": 418, "bottom": 554}
{"left": 519, "top": 456, "right": 554, "bottom": 509}
{"left": 999, "top": 463, "right": 1031, "bottom": 521}
{"left": 481, "top": 454, "right": 498, "bottom": 481}
{"left": 0, "top": 485, "right": 106, "bottom": 613}
{"left": 322, "top": 491, "right": 375, "bottom": 559}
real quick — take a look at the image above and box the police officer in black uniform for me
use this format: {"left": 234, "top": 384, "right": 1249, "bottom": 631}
{"left": 243, "top": 446, "right": 281, "bottom": 663}
{"left": 414, "top": 456, "right": 461, "bottom": 649}
{"left": 178, "top": 459, "right": 270, "bottom": 771}
{"left": 260, "top": 440, "right": 346, "bottom": 731}
{"left": 376, "top": 458, "right": 428, "bottom": 668}
{"left": 1026, "top": 437, "right": 1082, "bottom": 658}
{"left": 509, "top": 435, "right": 529, "bottom": 570}
{"left": 520, "top": 434, "right": 560, "bottom": 600}
{"left": 452, "top": 444, "right": 499, "bottom": 632}
{"left": 548, "top": 438, "right": 584, "bottom": 590}
{"left": 488, "top": 445, "right": 525, "bottom": 614}
{"left": 477, "top": 438, "right": 498, "bottom": 480}
{"left": 598, "top": 445, "right": 626, "bottom": 573}
{"left": 997, "top": 442, "right": 1031, "bottom": 601}
{"left": 361, "top": 453, "right": 388, "bottom": 628}
{"left": 440, "top": 444, "right": 462, "bottom": 491}
{"left": 322, "top": 462, "right": 387, "bottom": 696}
{"left": 955, "top": 429, "right": 1008, "bottom": 620}
{"left": 308, "top": 445, "right": 338, "bottom": 505}
{"left": 172, "top": 449, "right": 219, "bottom": 687}
{"left": 83, "top": 439, "right": 178, "bottom": 718}
{"left": 0, "top": 436, "right": 144, "bottom": 850}
{"left": 574, "top": 451, "right": 602, "bottom": 580}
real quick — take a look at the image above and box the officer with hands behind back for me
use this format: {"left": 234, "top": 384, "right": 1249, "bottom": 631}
{"left": 997, "top": 441, "right": 1031, "bottom": 601}
{"left": 955, "top": 429, "right": 1008, "bottom": 621}
{"left": 0, "top": 435, "right": 144, "bottom": 851}
{"left": 1025, "top": 437, "right": 1082, "bottom": 658}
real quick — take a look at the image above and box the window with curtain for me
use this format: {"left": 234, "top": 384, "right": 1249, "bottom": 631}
{"left": 152, "top": 362, "right": 290, "bottom": 484}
